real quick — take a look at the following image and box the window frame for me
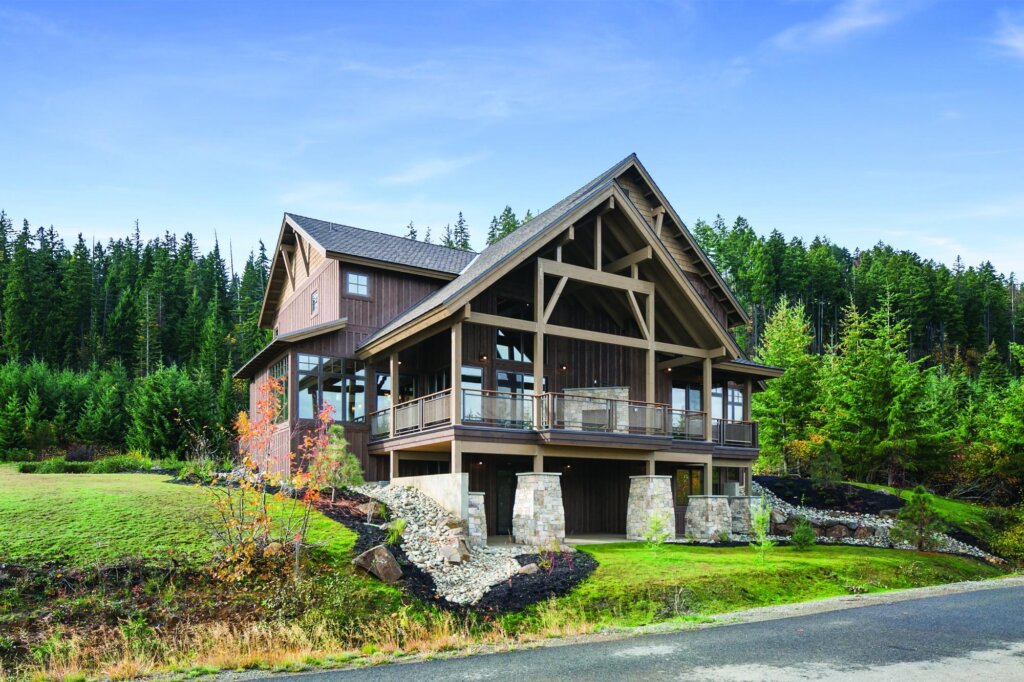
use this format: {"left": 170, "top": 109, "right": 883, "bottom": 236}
{"left": 268, "top": 355, "right": 289, "bottom": 424}
{"left": 344, "top": 270, "right": 371, "bottom": 299}
{"left": 296, "top": 353, "right": 366, "bottom": 423}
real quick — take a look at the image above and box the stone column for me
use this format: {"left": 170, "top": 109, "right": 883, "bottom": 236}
{"left": 467, "top": 492, "right": 487, "bottom": 548}
{"left": 728, "top": 495, "right": 760, "bottom": 535}
{"left": 626, "top": 475, "right": 675, "bottom": 540}
{"left": 684, "top": 495, "right": 733, "bottom": 540}
{"left": 512, "top": 472, "right": 565, "bottom": 547}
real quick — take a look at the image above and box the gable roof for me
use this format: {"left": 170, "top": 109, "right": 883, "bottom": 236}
{"left": 286, "top": 213, "right": 477, "bottom": 275}
{"left": 356, "top": 154, "right": 749, "bottom": 358}
{"left": 356, "top": 154, "right": 634, "bottom": 353}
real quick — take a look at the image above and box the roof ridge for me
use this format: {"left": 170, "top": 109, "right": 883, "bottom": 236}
{"left": 284, "top": 212, "right": 477, "bottom": 255}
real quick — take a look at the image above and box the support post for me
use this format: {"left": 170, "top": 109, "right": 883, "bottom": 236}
{"left": 703, "top": 357, "right": 713, "bottom": 443}
{"left": 534, "top": 260, "right": 545, "bottom": 429}
{"left": 594, "top": 215, "right": 602, "bottom": 271}
{"left": 451, "top": 440, "right": 462, "bottom": 474}
{"left": 389, "top": 450, "right": 398, "bottom": 480}
{"left": 646, "top": 291, "right": 656, "bottom": 404}
{"left": 744, "top": 378, "right": 752, "bottom": 421}
{"left": 389, "top": 352, "right": 399, "bottom": 438}
{"left": 451, "top": 322, "right": 462, "bottom": 425}
{"left": 533, "top": 452, "right": 544, "bottom": 473}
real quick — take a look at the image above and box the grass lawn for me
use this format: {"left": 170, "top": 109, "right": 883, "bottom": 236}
{"left": 520, "top": 542, "right": 1006, "bottom": 630}
{"left": 850, "top": 482, "right": 1001, "bottom": 546}
{"left": 0, "top": 464, "right": 356, "bottom": 566}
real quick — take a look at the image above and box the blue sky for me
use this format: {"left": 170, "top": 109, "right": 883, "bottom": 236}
{"left": 0, "top": 0, "right": 1022, "bottom": 275}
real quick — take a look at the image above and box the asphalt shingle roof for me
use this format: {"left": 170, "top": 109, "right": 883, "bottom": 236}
{"left": 286, "top": 214, "right": 478, "bottom": 276}
{"left": 357, "top": 154, "right": 638, "bottom": 350}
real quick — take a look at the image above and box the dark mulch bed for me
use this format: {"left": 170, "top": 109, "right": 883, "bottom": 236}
{"left": 755, "top": 475, "right": 906, "bottom": 516}
{"left": 316, "top": 494, "right": 596, "bottom": 615}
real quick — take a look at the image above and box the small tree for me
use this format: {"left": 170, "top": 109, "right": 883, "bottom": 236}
{"left": 890, "top": 486, "right": 945, "bottom": 551}
{"left": 809, "top": 440, "right": 843, "bottom": 489}
{"left": 750, "top": 496, "right": 776, "bottom": 561}
{"left": 314, "top": 425, "right": 364, "bottom": 502}
{"left": 790, "top": 517, "right": 817, "bottom": 551}
{"left": 642, "top": 512, "right": 672, "bottom": 549}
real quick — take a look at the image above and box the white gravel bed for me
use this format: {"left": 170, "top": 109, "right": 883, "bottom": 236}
{"left": 356, "top": 483, "right": 522, "bottom": 605}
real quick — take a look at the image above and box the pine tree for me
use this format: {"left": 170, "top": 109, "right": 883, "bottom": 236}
{"left": 486, "top": 216, "right": 500, "bottom": 245}
{"left": 453, "top": 212, "right": 471, "bottom": 251}
{"left": 405, "top": 221, "right": 417, "bottom": 241}
{"left": 890, "top": 486, "right": 945, "bottom": 551}
{"left": 134, "top": 286, "right": 162, "bottom": 376}
{"left": 497, "top": 206, "right": 518, "bottom": 240}
{"left": 753, "top": 297, "right": 820, "bottom": 474}
{"left": 440, "top": 223, "right": 455, "bottom": 248}
{"left": 0, "top": 392, "right": 25, "bottom": 450}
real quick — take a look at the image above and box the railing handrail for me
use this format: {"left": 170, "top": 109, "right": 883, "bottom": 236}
{"left": 536, "top": 391, "right": 670, "bottom": 409}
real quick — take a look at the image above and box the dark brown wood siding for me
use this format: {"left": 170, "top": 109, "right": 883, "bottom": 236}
{"left": 544, "top": 457, "right": 645, "bottom": 535}
{"left": 275, "top": 260, "right": 339, "bottom": 335}
{"left": 339, "top": 264, "right": 444, "bottom": 330}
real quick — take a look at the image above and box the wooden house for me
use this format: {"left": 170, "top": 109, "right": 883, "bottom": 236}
{"left": 235, "top": 155, "right": 783, "bottom": 538}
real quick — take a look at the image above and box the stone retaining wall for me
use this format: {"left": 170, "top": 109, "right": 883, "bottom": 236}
{"left": 513, "top": 472, "right": 565, "bottom": 546}
{"left": 467, "top": 492, "right": 487, "bottom": 548}
{"left": 626, "top": 475, "right": 675, "bottom": 540}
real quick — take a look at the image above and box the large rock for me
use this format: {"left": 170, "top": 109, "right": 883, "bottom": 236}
{"left": 827, "top": 524, "right": 852, "bottom": 539}
{"left": 356, "top": 501, "right": 382, "bottom": 522}
{"left": 440, "top": 537, "right": 471, "bottom": 564}
{"left": 353, "top": 544, "right": 403, "bottom": 584}
{"left": 854, "top": 526, "right": 874, "bottom": 540}
{"left": 879, "top": 509, "right": 900, "bottom": 519}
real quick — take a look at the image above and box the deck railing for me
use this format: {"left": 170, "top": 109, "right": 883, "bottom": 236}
{"left": 669, "top": 409, "right": 706, "bottom": 441}
{"left": 368, "top": 389, "right": 758, "bottom": 447}
{"left": 461, "top": 388, "right": 534, "bottom": 429}
{"left": 538, "top": 392, "right": 668, "bottom": 436}
{"left": 712, "top": 418, "right": 758, "bottom": 447}
{"left": 369, "top": 389, "right": 452, "bottom": 441}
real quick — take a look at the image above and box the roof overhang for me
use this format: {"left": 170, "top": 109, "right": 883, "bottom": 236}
{"left": 234, "top": 317, "right": 349, "bottom": 380}
{"left": 715, "top": 360, "right": 784, "bottom": 378}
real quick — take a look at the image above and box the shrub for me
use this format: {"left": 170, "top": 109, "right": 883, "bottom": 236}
{"left": 890, "top": 486, "right": 946, "bottom": 551}
{"left": 313, "top": 425, "right": 365, "bottom": 502}
{"left": 993, "top": 508, "right": 1024, "bottom": 563}
{"left": 177, "top": 458, "right": 216, "bottom": 483}
{"left": 88, "top": 453, "right": 152, "bottom": 473}
{"left": 385, "top": 518, "right": 407, "bottom": 546}
{"left": 791, "top": 518, "right": 817, "bottom": 551}
{"left": 0, "top": 447, "right": 35, "bottom": 462}
{"left": 17, "top": 462, "right": 38, "bottom": 473}
{"left": 25, "top": 458, "right": 92, "bottom": 474}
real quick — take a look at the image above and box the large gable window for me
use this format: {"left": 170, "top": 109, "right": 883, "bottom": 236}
{"left": 496, "top": 329, "right": 532, "bottom": 363}
{"left": 268, "top": 357, "right": 289, "bottom": 423}
{"left": 297, "top": 354, "right": 366, "bottom": 422}
{"left": 346, "top": 272, "right": 369, "bottom": 297}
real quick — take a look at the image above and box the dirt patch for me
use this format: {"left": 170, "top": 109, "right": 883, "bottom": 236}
{"left": 316, "top": 494, "right": 597, "bottom": 615}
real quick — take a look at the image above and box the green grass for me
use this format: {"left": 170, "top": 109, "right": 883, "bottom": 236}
{"left": 0, "top": 464, "right": 356, "bottom": 566}
{"left": 518, "top": 543, "right": 1006, "bottom": 630}
{"left": 850, "top": 482, "right": 1000, "bottom": 546}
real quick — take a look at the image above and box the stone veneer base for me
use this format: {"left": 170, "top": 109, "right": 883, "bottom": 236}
{"left": 512, "top": 472, "right": 565, "bottom": 546}
{"left": 626, "top": 475, "right": 676, "bottom": 540}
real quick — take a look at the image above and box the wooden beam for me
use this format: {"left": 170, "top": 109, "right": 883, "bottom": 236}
{"left": 626, "top": 291, "right": 649, "bottom": 340}
{"left": 451, "top": 322, "right": 462, "bottom": 425}
{"left": 702, "top": 357, "right": 713, "bottom": 443}
{"left": 534, "top": 261, "right": 545, "bottom": 426}
{"left": 605, "top": 246, "right": 653, "bottom": 274}
{"left": 468, "top": 312, "right": 536, "bottom": 333}
{"left": 594, "top": 214, "right": 602, "bottom": 271}
{"left": 557, "top": 224, "right": 575, "bottom": 246}
{"left": 296, "top": 234, "right": 310, "bottom": 276}
{"left": 280, "top": 246, "right": 295, "bottom": 288}
{"left": 654, "top": 341, "right": 724, "bottom": 358}
{"left": 540, "top": 258, "right": 654, "bottom": 294}
{"left": 655, "top": 356, "right": 702, "bottom": 371}
{"left": 546, "top": 324, "right": 647, "bottom": 350}
{"left": 646, "top": 291, "right": 656, "bottom": 403}
{"left": 543, "top": 276, "right": 568, "bottom": 324}
{"left": 653, "top": 206, "right": 666, "bottom": 238}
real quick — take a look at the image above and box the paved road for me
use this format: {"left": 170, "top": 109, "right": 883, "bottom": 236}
{"left": 265, "top": 585, "right": 1024, "bottom": 681}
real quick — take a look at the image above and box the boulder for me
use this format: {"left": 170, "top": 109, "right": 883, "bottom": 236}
{"left": 353, "top": 544, "right": 403, "bottom": 584}
{"left": 771, "top": 509, "right": 788, "bottom": 525}
{"left": 439, "top": 537, "right": 471, "bottom": 564}
{"left": 854, "top": 527, "right": 874, "bottom": 540}
{"left": 879, "top": 509, "right": 900, "bottom": 519}
{"left": 444, "top": 518, "right": 464, "bottom": 530}
{"left": 262, "top": 541, "right": 284, "bottom": 558}
{"left": 774, "top": 523, "right": 794, "bottom": 536}
{"left": 827, "top": 524, "right": 851, "bottom": 539}
{"left": 518, "top": 563, "right": 540, "bottom": 575}
{"left": 356, "top": 501, "right": 382, "bottom": 522}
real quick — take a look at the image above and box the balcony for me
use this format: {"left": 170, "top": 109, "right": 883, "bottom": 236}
{"left": 368, "top": 389, "right": 758, "bottom": 447}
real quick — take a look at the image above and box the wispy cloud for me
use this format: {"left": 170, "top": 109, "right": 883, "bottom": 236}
{"left": 772, "top": 0, "right": 900, "bottom": 50}
{"left": 380, "top": 154, "right": 488, "bottom": 186}
{"left": 993, "top": 13, "right": 1024, "bottom": 59}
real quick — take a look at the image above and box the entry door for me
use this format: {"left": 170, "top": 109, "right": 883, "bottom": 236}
{"left": 674, "top": 466, "right": 705, "bottom": 533}
{"left": 495, "top": 466, "right": 518, "bottom": 536}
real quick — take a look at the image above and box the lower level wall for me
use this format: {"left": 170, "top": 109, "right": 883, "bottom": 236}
{"left": 391, "top": 472, "right": 470, "bottom": 521}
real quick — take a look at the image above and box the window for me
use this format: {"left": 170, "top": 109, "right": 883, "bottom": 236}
{"left": 269, "top": 357, "right": 288, "bottom": 423}
{"left": 727, "top": 384, "right": 745, "bottom": 421}
{"left": 297, "top": 354, "right": 365, "bottom": 422}
{"left": 496, "top": 329, "right": 532, "bottom": 363}
{"left": 712, "top": 466, "right": 746, "bottom": 496}
{"left": 310, "top": 289, "right": 319, "bottom": 315}
{"left": 671, "top": 381, "right": 703, "bottom": 412}
{"left": 345, "top": 272, "right": 369, "bottom": 297}
{"left": 460, "top": 366, "right": 484, "bottom": 421}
